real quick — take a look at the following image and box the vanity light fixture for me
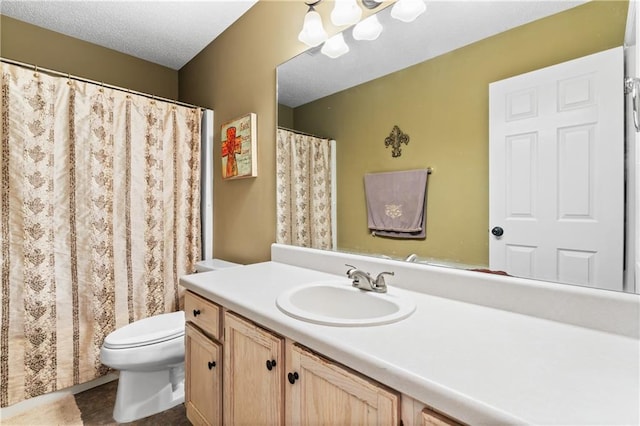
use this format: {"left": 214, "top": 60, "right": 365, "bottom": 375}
{"left": 299, "top": 0, "right": 426, "bottom": 56}
{"left": 361, "top": 0, "right": 384, "bottom": 9}
{"left": 321, "top": 32, "right": 350, "bottom": 58}
{"left": 299, "top": 0, "right": 382, "bottom": 48}
{"left": 331, "top": 0, "right": 362, "bottom": 26}
{"left": 352, "top": 14, "right": 383, "bottom": 41}
{"left": 390, "top": 0, "right": 427, "bottom": 22}
{"left": 298, "top": 3, "right": 329, "bottom": 47}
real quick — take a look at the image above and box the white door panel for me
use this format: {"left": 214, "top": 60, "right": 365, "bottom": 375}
{"left": 625, "top": 0, "right": 639, "bottom": 294}
{"left": 490, "top": 47, "right": 624, "bottom": 290}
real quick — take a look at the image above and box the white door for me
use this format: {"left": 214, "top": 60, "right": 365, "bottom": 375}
{"left": 489, "top": 47, "right": 624, "bottom": 291}
{"left": 626, "top": 0, "right": 640, "bottom": 294}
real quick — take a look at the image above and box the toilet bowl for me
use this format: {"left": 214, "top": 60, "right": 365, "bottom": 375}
{"left": 100, "top": 311, "right": 186, "bottom": 423}
{"left": 100, "top": 258, "right": 241, "bottom": 422}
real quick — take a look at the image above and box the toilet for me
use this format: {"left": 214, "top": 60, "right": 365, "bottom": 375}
{"left": 100, "top": 259, "right": 240, "bottom": 423}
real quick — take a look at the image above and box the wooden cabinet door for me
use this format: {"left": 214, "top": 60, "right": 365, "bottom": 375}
{"left": 223, "top": 312, "right": 284, "bottom": 426}
{"left": 421, "top": 408, "right": 463, "bottom": 426}
{"left": 185, "top": 323, "right": 222, "bottom": 426}
{"left": 286, "top": 342, "right": 400, "bottom": 425}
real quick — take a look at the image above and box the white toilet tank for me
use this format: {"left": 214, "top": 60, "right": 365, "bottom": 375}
{"left": 195, "top": 258, "right": 241, "bottom": 272}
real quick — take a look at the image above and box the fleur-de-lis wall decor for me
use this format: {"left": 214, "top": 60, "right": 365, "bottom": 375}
{"left": 384, "top": 125, "right": 409, "bottom": 158}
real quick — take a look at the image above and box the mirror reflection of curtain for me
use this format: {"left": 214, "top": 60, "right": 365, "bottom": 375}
{"left": 276, "top": 128, "right": 334, "bottom": 250}
{"left": 0, "top": 62, "right": 201, "bottom": 406}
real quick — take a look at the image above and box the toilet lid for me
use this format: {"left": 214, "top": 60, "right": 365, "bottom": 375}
{"left": 103, "top": 311, "right": 185, "bottom": 349}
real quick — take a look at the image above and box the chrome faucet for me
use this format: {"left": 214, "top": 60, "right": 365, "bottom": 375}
{"left": 345, "top": 264, "right": 394, "bottom": 293}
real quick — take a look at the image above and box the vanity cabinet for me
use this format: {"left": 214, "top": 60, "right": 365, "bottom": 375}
{"left": 184, "top": 291, "right": 223, "bottom": 426}
{"left": 184, "top": 290, "right": 456, "bottom": 426}
{"left": 223, "top": 311, "right": 285, "bottom": 425}
{"left": 222, "top": 311, "right": 400, "bottom": 425}
{"left": 286, "top": 341, "right": 400, "bottom": 425}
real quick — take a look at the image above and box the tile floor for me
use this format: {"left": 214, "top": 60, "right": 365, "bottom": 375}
{"left": 74, "top": 380, "right": 190, "bottom": 425}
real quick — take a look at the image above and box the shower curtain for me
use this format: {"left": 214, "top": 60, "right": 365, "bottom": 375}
{"left": 0, "top": 62, "right": 201, "bottom": 407}
{"left": 276, "top": 128, "right": 334, "bottom": 250}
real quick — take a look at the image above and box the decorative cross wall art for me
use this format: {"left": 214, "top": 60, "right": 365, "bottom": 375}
{"left": 221, "top": 113, "right": 258, "bottom": 179}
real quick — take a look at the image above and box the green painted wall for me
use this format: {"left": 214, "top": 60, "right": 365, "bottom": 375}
{"left": 278, "top": 103, "right": 294, "bottom": 129}
{"left": 290, "top": 0, "right": 627, "bottom": 266}
{"left": 179, "top": 0, "right": 384, "bottom": 263}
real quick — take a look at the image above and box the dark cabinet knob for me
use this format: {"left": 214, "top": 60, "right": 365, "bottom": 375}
{"left": 491, "top": 226, "right": 504, "bottom": 237}
{"left": 208, "top": 361, "right": 216, "bottom": 370}
{"left": 193, "top": 309, "right": 201, "bottom": 317}
{"left": 266, "top": 359, "right": 277, "bottom": 371}
{"left": 287, "top": 372, "right": 299, "bottom": 384}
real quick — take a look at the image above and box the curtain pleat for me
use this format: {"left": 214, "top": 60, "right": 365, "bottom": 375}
{"left": 276, "top": 129, "right": 333, "bottom": 250}
{"left": 0, "top": 62, "right": 201, "bottom": 407}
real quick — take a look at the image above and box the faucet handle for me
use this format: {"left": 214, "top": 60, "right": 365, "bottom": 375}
{"left": 374, "top": 271, "right": 394, "bottom": 288}
{"left": 345, "top": 264, "right": 357, "bottom": 277}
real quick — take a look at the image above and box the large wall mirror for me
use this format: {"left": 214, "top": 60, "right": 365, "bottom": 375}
{"left": 277, "top": 0, "right": 636, "bottom": 293}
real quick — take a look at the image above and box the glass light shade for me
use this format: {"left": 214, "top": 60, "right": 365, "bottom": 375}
{"left": 321, "top": 33, "right": 350, "bottom": 59}
{"left": 352, "top": 15, "right": 383, "bottom": 41}
{"left": 331, "top": 0, "right": 362, "bottom": 26}
{"left": 298, "top": 9, "right": 328, "bottom": 47}
{"left": 390, "top": 0, "right": 426, "bottom": 23}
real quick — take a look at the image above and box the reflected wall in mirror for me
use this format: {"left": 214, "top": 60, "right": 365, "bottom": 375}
{"left": 277, "top": 0, "right": 635, "bottom": 292}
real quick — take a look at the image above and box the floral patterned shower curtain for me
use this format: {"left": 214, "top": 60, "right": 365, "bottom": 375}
{"left": 276, "top": 128, "right": 334, "bottom": 250}
{"left": 0, "top": 62, "right": 201, "bottom": 407}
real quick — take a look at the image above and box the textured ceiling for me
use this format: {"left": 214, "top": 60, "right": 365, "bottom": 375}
{"left": 0, "top": 0, "right": 258, "bottom": 70}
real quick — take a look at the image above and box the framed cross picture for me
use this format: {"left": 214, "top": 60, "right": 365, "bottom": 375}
{"left": 221, "top": 113, "right": 257, "bottom": 179}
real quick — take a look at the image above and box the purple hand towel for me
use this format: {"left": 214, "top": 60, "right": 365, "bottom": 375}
{"left": 364, "top": 169, "right": 429, "bottom": 239}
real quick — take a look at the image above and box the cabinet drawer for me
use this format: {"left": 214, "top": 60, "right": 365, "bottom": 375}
{"left": 185, "top": 291, "right": 221, "bottom": 340}
{"left": 422, "top": 408, "right": 463, "bottom": 426}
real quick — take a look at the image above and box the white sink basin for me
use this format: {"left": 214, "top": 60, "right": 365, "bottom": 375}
{"left": 276, "top": 280, "right": 416, "bottom": 326}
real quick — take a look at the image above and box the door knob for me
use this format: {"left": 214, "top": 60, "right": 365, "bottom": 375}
{"left": 266, "top": 359, "right": 277, "bottom": 371}
{"left": 287, "top": 372, "right": 299, "bottom": 384}
{"left": 208, "top": 361, "right": 216, "bottom": 369}
{"left": 491, "top": 226, "right": 504, "bottom": 237}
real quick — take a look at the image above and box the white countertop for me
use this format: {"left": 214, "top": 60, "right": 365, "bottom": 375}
{"left": 180, "top": 261, "right": 640, "bottom": 425}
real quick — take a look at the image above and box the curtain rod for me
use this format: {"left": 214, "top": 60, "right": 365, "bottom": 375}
{"left": 277, "top": 126, "right": 332, "bottom": 140}
{"left": 1, "top": 57, "right": 206, "bottom": 111}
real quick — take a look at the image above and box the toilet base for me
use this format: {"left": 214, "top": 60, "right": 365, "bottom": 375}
{"left": 113, "top": 363, "right": 185, "bottom": 423}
